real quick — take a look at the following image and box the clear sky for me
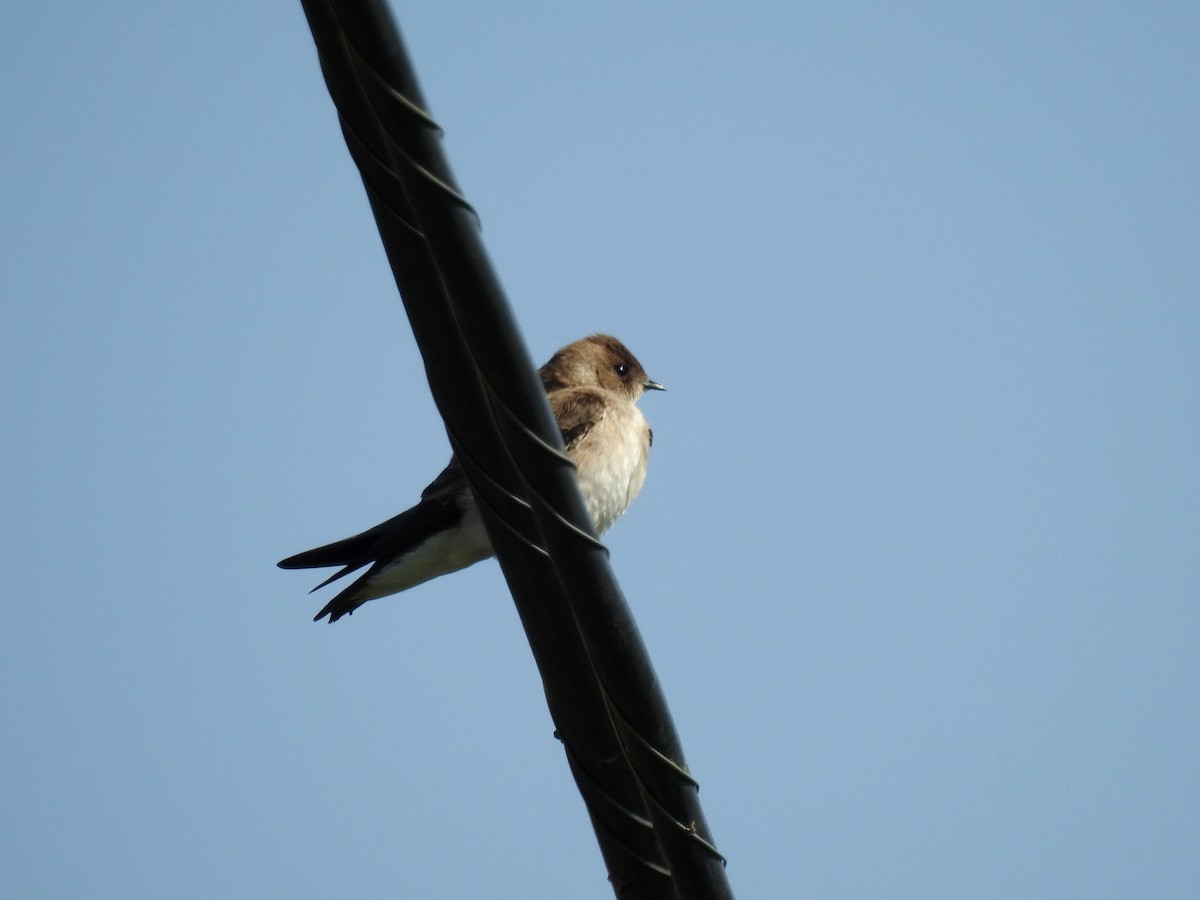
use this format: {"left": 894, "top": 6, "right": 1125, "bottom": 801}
{"left": 3, "top": 2, "right": 1198, "bottom": 898}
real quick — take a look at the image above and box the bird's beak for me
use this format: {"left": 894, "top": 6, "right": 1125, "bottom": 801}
{"left": 644, "top": 379, "right": 667, "bottom": 392}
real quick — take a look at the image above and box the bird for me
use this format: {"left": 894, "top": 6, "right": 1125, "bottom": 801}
{"left": 279, "top": 334, "right": 665, "bottom": 623}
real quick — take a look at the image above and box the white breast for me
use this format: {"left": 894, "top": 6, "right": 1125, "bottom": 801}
{"left": 571, "top": 403, "right": 651, "bottom": 535}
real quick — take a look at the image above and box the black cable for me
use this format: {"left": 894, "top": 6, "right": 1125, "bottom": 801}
{"left": 297, "top": 3, "right": 732, "bottom": 896}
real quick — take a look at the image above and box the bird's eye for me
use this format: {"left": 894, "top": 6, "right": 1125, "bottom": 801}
{"left": 614, "top": 363, "right": 629, "bottom": 377}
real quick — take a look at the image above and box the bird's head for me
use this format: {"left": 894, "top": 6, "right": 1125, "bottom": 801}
{"left": 540, "top": 334, "right": 666, "bottom": 400}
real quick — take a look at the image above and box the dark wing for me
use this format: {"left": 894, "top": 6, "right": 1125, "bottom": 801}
{"left": 278, "top": 457, "right": 467, "bottom": 620}
{"left": 420, "top": 456, "right": 467, "bottom": 502}
{"left": 281, "top": 495, "right": 463, "bottom": 623}
{"left": 549, "top": 388, "right": 608, "bottom": 451}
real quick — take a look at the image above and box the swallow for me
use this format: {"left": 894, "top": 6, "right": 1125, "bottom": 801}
{"left": 280, "top": 334, "right": 664, "bottom": 622}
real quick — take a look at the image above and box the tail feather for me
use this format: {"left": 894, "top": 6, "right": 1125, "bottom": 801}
{"left": 279, "top": 497, "right": 464, "bottom": 623}
{"left": 278, "top": 517, "right": 396, "bottom": 571}
{"left": 313, "top": 574, "right": 375, "bottom": 623}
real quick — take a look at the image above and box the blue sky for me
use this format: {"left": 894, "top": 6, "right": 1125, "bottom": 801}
{"left": 3, "top": 2, "right": 1198, "bottom": 897}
